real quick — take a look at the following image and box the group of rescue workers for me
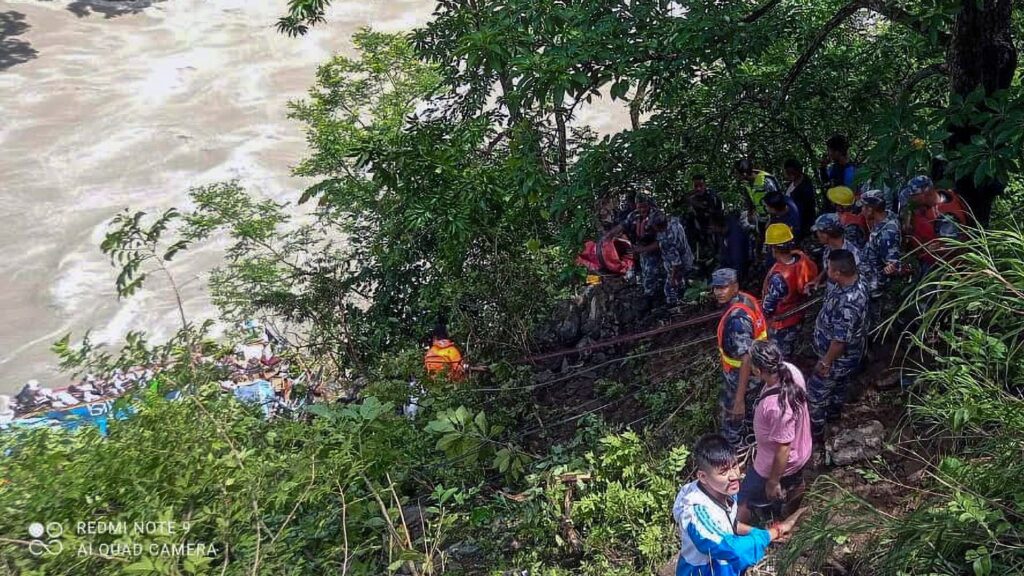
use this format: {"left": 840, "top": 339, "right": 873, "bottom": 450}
{"left": 421, "top": 133, "right": 972, "bottom": 576}
{"left": 662, "top": 135, "right": 967, "bottom": 576}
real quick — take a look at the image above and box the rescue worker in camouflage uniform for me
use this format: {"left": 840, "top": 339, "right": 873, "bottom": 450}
{"left": 712, "top": 268, "right": 768, "bottom": 449}
{"left": 808, "top": 249, "right": 868, "bottom": 440}
{"left": 904, "top": 175, "right": 969, "bottom": 281}
{"left": 858, "top": 189, "right": 903, "bottom": 330}
{"left": 804, "top": 213, "right": 860, "bottom": 296}
{"left": 826, "top": 186, "right": 867, "bottom": 249}
{"left": 651, "top": 212, "right": 695, "bottom": 306}
{"left": 761, "top": 224, "right": 818, "bottom": 358}
{"left": 605, "top": 193, "right": 664, "bottom": 299}
{"left": 687, "top": 174, "right": 725, "bottom": 275}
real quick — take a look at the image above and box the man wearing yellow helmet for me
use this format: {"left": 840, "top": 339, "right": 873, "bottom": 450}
{"left": 761, "top": 224, "right": 818, "bottom": 357}
{"left": 826, "top": 186, "right": 867, "bottom": 249}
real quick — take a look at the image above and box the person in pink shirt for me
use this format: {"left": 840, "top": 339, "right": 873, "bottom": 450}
{"left": 737, "top": 340, "right": 812, "bottom": 523}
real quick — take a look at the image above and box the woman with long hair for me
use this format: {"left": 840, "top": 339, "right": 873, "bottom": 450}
{"left": 737, "top": 340, "right": 812, "bottom": 523}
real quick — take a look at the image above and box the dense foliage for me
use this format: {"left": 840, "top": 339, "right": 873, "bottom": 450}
{"left": 781, "top": 220, "right": 1024, "bottom": 574}
{"left": 4, "top": 0, "right": 1024, "bottom": 574}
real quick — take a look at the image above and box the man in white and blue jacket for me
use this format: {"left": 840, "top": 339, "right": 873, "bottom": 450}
{"left": 672, "top": 434, "right": 804, "bottom": 576}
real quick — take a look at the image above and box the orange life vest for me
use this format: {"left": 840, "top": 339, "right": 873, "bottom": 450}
{"left": 761, "top": 251, "right": 819, "bottom": 330}
{"left": 596, "top": 236, "right": 635, "bottom": 275}
{"left": 910, "top": 190, "right": 968, "bottom": 264}
{"left": 424, "top": 339, "right": 465, "bottom": 381}
{"left": 839, "top": 210, "right": 868, "bottom": 238}
{"left": 717, "top": 292, "right": 768, "bottom": 371}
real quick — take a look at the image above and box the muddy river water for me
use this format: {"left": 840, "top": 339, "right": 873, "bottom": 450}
{"left": 0, "top": 0, "right": 629, "bottom": 392}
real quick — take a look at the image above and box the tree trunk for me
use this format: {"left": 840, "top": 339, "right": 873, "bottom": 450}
{"left": 630, "top": 78, "right": 649, "bottom": 131}
{"left": 555, "top": 106, "right": 568, "bottom": 175}
{"left": 944, "top": 0, "right": 1017, "bottom": 225}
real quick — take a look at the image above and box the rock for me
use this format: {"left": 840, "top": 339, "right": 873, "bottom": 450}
{"left": 531, "top": 326, "right": 558, "bottom": 348}
{"left": 873, "top": 371, "right": 901, "bottom": 391}
{"left": 588, "top": 289, "right": 605, "bottom": 319}
{"left": 557, "top": 315, "right": 580, "bottom": 343}
{"left": 532, "top": 370, "right": 555, "bottom": 384}
{"left": 619, "top": 305, "right": 637, "bottom": 325}
{"left": 581, "top": 318, "right": 603, "bottom": 338}
{"left": 657, "top": 553, "right": 679, "bottom": 576}
{"left": 575, "top": 336, "right": 594, "bottom": 356}
{"left": 401, "top": 504, "right": 426, "bottom": 540}
{"left": 446, "top": 540, "right": 481, "bottom": 557}
{"left": 906, "top": 468, "right": 926, "bottom": 486}
{"left": 828, "top": 420, "right": 885, "bottom": 466}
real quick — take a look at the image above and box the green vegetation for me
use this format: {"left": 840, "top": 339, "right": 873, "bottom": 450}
{"left": 4, "top": 1, "right": 1024, "bottom": 574}
{"left": 782, "top": 221, "right": 1024, "bottom": 574}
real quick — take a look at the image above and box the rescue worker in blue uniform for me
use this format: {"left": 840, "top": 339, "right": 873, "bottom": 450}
{"left": 651, "top": 212, "right": 695, "bottom": 306}
{"left": 826, "top": 186, "right": 868, "bottom": 249}
{"left": 808, "top": 249, "right": 869, "bottom": 440}
{"left": 804, "top": 213, "right": 860, "bottom": 295}
{"left": 858, "top": 189, "right": 903, "bottom": 330}
{"left": 606, "top": 192, "right": 664, "bottom": 300}
{"left": 712, "top": 268, "right": 768, "bottom": 449}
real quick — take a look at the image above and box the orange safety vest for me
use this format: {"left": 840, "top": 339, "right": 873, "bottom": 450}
{"left": 595, "top": 236, "right": 634, "bottom": 275}
{"left": 910, "top": 190, "right": 968, "bottom": 264}
{"left": 717, "top": 292, "right": 768, "bottom": 371}
{"left": 762, "top": 251, "right": 819, "bottom": 330}
{"left": 424, "top": 339, "right": 465, "bottom": 381}
{"left": 839, "top": 210, "right": 868, "bottom": 238}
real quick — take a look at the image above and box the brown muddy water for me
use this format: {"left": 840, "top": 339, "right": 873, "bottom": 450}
{"left": 0, "top": 0, "right": 629, "bottom": 392}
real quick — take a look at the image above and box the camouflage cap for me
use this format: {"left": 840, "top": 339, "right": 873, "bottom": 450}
{"left": 811, "top": 212, "right": 843, "bottom": 233}
{"left": 907, "top": 175, "right": 933, "bottom": 196}
{"left": 710, "top": 268, "right": 738, "bottom": 288}
{"left": 860, "top": 189, "right": 886, "bottom": 208}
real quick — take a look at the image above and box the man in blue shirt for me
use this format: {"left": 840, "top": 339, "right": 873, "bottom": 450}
{"left": 783, "top": 158, "right": 817, "bottom": 240}
{"left": 673, "top": 433, "right": 804, "bottom": 576}
{"left": 819, "top": 133, "right": 856, "bottom": 189}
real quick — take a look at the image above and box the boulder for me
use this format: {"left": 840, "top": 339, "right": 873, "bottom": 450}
{"left": 446, "top": 540, "right": 481, "bottom": 557}
{"left": 657, "top": 553, "right": 679, "bottom": 576}
{"left": 557, "top": 315, "right": 580, "bottom": 344}
{"left": 532, "top": 370, "right": 555, "bottom": 384}
{"left": 828, "top": 420, "right": 885, "bottom": 466}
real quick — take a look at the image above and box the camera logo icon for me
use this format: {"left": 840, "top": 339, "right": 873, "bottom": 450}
{"left": 28, "top": 522, "right": 64, "bottom": 556}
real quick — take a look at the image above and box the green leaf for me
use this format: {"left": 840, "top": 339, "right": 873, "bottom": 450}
{"left": 359, "top": 396, "right": 385, "bottom": 420}
{"left": 610, "top": 79, "right": 630, "bottom": 100}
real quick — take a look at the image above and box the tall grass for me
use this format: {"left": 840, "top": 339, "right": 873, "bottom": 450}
{"left": 784, "top": 219, "right": 1024, "bottom": 575}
